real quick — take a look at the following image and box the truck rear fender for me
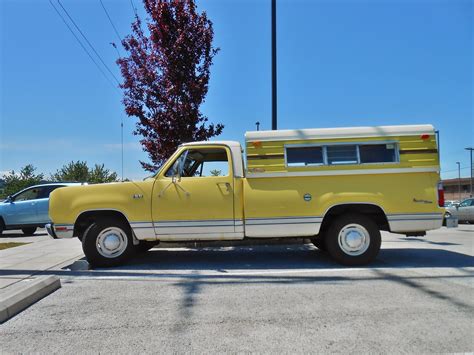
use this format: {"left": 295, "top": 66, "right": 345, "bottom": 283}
{"left": 320, "top": 203, "right": 390, "bottom": 235}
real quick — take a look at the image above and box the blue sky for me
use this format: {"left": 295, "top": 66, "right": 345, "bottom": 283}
{"left": 0, "top": 0, "right": 472, "bottom": 180}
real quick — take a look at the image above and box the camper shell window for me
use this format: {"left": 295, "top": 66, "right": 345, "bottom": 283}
{"left": 285, "top": 142, "right": 399, "bottom": 167}
{"left": 286, "top": 146, "right": 324, "bottom": 166}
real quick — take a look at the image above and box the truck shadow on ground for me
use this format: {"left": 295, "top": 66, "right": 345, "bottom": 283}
{"left": 120, "top": 244, "right": 474, "bottom": 270}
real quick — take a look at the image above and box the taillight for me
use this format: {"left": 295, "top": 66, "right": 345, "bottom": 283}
{"left": 437, "top": 182, "right": 444, "bottom": 207}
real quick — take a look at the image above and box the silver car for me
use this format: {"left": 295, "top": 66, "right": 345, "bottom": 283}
{"left": 445, "top": 198, "right": 474, "bottom": 223}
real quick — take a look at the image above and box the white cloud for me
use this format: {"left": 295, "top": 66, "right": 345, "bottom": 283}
{"left": 0, "top": 170, "right": 12, "bottom": 177}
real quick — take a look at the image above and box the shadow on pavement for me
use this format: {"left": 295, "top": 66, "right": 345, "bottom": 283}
{"left": 119, "top": 244, "right": 474, "bottom": 270}
{"left": 0, "top": 232, "right": 48, "bottom": 238}
{"left": 1, "top": 245, "right": 472, "bottom": 278}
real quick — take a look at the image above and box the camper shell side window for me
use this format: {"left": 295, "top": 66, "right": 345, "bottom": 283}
{"left": 285, "top": 141, "right": 399, "bottom": 167}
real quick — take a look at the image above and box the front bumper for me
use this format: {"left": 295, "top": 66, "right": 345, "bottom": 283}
{"left": 46, "top": 223, "right": 74, "bottom": 239}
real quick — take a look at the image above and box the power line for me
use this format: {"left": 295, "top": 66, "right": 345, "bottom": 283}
{"left": 57, "top": 0, "right": 121, "bottom": 86}
{"left": 130, "top": 0, "right": 138, "bottom": 17}
{"left": 99, "top": 0, "right": 122, "bottom": 47}
{"left": 442, "top": 166, "right": 470, "bottom": 173}
{"left": 48, "top": 0, "right": 117, "bottom": 89}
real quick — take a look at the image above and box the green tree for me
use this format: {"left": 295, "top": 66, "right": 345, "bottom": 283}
{"left": 210, "top": 169, "right": 221, "bottom": 176}
{"left": 51, "top": 161, "right": 89, "bottom": 182}
{"left": 51, "top": 161, "right": 118, "bottom": 183}
{"left": 89, "top": 164, "right": 118, "bottom": 184}
{"left": 2, "top": 165, "right": 44, "bottom": 197}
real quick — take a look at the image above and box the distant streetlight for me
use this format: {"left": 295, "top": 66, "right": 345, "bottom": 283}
{"left": 456, "top": 161, "right": 461, "bottom": 201}
{"left": 256, "top": 121, "right": 261, "bottom": 131}
{"left": 466, "top": 147, "right": 473, "bottom": 197}
{"left": 271, "top": 0, "right": 277, "bottom": 130}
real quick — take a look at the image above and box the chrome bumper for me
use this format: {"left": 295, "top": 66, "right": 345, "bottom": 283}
{"left": 46, "top": 223, "right": 75, "bottom": 239}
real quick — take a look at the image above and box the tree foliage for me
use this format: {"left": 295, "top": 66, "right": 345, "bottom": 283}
{"left": 51, "top": 161, "right": 118, "bottom": 183}
{"left": 117, "top": 0, "right": 223, "bottom": 172}
{"left": 1, "top": 165, "right": 44, "bottom": 197}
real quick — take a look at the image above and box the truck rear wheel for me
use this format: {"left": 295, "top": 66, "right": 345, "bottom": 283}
{"left": 82, "top": 218, "right": 134, "bottom": 268}
{"left": 326, "top": 214, "right": 381, "bottom": 266}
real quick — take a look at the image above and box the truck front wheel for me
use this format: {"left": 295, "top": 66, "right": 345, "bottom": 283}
{"left": 326, "top": 214, "right": 381, "bottom": 266}
{"left": 82, "top": 219, "right": 134, "bottom": 268}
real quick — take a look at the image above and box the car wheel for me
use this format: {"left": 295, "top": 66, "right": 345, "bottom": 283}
{"left": 81, "top": 218, "right": 134, "bottom": 268}
{"left": 325, "top": 214, "right": 381, "bottom": 266}
{"left": 311, "top": 237, "right": 326, "bottom": 251}
{"left": 22, "top": 227, "right": 37, "bottom": 236}
{"left": 135, "top": 241, "right": 158, "bottom": 253}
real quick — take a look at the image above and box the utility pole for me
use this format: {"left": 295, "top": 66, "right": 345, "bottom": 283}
{"left": 456, "top": 161, "right": 461, "bottom": 201}
{"left": 121, "top": 119, "right": 124, "bottom": 182}
{"left": 466, "top": 147, "right": 473, "bottom": 197}
{"left": 271, "top": 0, "right": 277, "bottom": 130}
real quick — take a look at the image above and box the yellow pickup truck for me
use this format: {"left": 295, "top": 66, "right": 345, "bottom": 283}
{"left": 47, "top": 124, "right": 445, "bottom": 267}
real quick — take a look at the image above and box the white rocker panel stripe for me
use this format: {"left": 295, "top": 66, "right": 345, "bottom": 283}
{"left": 245, "top": 217, "right": 323, "bottom": 225}
{"left": 386, "top": 213, "right": 443, "bottom": 232}
{"left": 244, "top": 216, "right": 322, "bottom": 237}
{"left": 386, "top": 213, "right": 443, "bottom": 221}
{"left": 130, "top": 212, "right": 443, "bottom": 239}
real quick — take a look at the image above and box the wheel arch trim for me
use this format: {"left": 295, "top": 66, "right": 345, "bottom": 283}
{"left": 319, "top": 202, "right": 389, "bottom": 233}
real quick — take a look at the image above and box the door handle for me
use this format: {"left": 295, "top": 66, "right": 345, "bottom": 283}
{"left": 218, "top": 182, "right": 231, "bottom": 192}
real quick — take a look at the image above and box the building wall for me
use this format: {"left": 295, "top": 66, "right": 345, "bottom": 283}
{"left": 443, "top": 180, "right": 472, "bottom": 201}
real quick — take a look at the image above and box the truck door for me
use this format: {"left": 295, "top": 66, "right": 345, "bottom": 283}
{"left": 151, "top": 146, "right": 236, "bottom": 239}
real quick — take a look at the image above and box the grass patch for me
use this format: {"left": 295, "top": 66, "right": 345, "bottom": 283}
{"left": 0, "top": 242, "right": 29, "bottom": 250}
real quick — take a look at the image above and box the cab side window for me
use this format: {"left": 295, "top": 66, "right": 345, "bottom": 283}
{"left": 165, "top": 148, "right": 229, "bottom": 177}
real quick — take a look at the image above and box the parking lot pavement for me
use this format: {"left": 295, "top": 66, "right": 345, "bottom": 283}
{"left": 0, "top": 231, "right": 83, "bottom": 289}
{"left": 0, "top": 226, "right": 473, "bottom": 353}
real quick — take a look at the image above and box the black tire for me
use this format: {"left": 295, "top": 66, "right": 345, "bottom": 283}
{"left": 81, "top": 218, "right": 134, "bottom": 268}
{"left": 311, "top": 237, "right": 327, "bottom": 251}
{"left": 22, "top": 227, "right": 37, "bottom": 236}
{"left": 325, "top": 214, "right": 381, "bottom": 266}
{"left": 135, "top": 241, "right": 158, "bottom": 253}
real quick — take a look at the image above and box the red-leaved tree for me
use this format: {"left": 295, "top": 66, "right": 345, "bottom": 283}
{"left": 117, "top": 0, "right": 223, "bottom": 172}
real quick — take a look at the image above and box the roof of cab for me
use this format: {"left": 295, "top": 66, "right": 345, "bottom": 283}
{"left": 181, "top": 140, "right": 242, "bottom": 149}
{"left": 245, "top": 124, "right": 435, "bottom": 142}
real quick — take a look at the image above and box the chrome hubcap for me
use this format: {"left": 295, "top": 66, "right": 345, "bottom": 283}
{"left": 96, "top": 227, "right": 128, "bottom": 258}
{"left": 338, "top": 224, "right": 370, "bottom": 256}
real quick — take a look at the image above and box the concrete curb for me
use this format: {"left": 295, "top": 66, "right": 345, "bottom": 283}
{"left": 0, "top": 276, "right": 61, "bottom": 324}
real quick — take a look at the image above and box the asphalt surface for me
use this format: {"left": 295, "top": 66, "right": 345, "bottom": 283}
{"left": 1, "top": 226, "right": 473, "bottom": 353}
